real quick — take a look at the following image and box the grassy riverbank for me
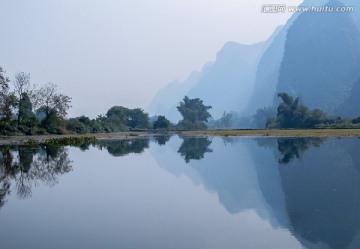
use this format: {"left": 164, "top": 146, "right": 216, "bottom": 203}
{"left": 0, "top": 132, "right": 151, "bottom": 146}
{"left": 1, "top": 129, "right": 360, "bottom": 146}
{"left": 183, "top": 129, "right": 360, "bottom": 137}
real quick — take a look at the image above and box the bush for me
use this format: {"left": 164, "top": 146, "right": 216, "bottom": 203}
{"left": 153, "top": 115, "right": 171, "bottom": 129}
{"left": 177, "top": 120, "right": 207, "bottom": 130}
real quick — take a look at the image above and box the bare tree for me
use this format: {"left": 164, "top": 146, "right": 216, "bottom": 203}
{"left": 13, "top": 72, "right": 31, "bottom": 97}
{"left": 36, "top": 82, "right": 72, "bottom": 120}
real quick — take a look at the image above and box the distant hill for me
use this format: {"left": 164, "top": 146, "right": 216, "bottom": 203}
{"left": 339, "top": 76, "right": 360, "bottom": 117}
{"left": 149, "top": 0, "right": 360, "bottom": 121}
{"left": 147, "top": 65, "right": 211, "bottom": 122}
{"left": 277, "top": 0, "right": 360, "bottom": 114}
{"left": 148, "top": 28, "right": 279, "bottom": 121}
{"left": 243, "top": 24, "right": 290, "bottom": 115}
{"left": 185, "top": 40, "right": 267, "bottom": 119}
{"left": 245, "top": 0, "right": 330, "bottom": 115}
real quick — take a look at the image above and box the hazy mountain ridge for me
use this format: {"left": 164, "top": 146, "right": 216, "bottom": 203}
{"left": 148, "top": 27, "right": 279, "bottom": 121}
{"left": 147, "top": 63, "right": 214, "bottom": 122}
{"left": 149, "top": 0, "right": 360, "bottom": 122}
{"left": 244, "top": 18, "right": 299, "bottom": 115}
{"left": 186, "top": 40, "right": 266, "bottom": 118}
{"left": 245, "top": 0, "right": 331, "bottom": 115}
{"left": 277, "top": 0, "right": 360, "bottom": 115}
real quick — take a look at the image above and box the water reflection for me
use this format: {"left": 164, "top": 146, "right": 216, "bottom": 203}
{"left": 154, "top": 135, "right": 171, "bottom": 146}
{"left": 250, "top": 137, "right": 360, "bottom": 249}
{"left": 0, "top": 145, "right": 72, "bottom": 206}
{"left": 276, "top": 139, "right": 360, "bottom": 249}
{"left": 152, "top": 136, "right": 360, "bottom": 248}
{"left": 177, "top": 136, "right": 213, "bottom": 163}
{"left": 96, "top": 139, "right": 150, "bottom": 157}
{"left": 277, "top": 137, "right": 325, "bottom": 164}
{"left": 2, "top": 136, "right": 360, "bottom": 248}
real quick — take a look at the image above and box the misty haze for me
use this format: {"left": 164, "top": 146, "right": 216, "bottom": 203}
{"left": 2, "top": 0, "right": 360, "bottom": 248}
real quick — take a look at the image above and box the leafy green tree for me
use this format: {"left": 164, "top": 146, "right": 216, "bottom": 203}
{"left": 66, "top": 115, "right": 110, "bottom": 134}
{"left": 303, "top": 108, "right": 326, "bottom": 128}
{"left": 126, "top": 108, "right": 150, "bottom": 129}
{"left": 153, "top": 115, "right": 171, "bottom": 129}
{"left": 18, "top": 92, "right": 38, "bottom": 134}
{"left": 352, "top": 117, "right": 360, "bottom": 124}
{"left": 253, "top": 107, "right": 276, "bottom": 129}
{"left": 105, "top": 106, "right": 128, "bottom": 131}
{"left": 66, "top": 117, "right": 90, "bottom": 134}
{"left": 19, "top": 93, "right": 34, "bottom": 121}
{"left": 106, "top": 106, "right": 150, "bottom": 130}
{"left": 268, "top": 93, "right": 327, "bottom": 129}
{"left": 0, "top": 68, "right": 18, "bottom": 134}
{"left": 177, "top": 96, "right": 212, "bottom": 130}
{"left": 106, "top": 106, "right": 128, "bottom": 124}
{"left": 215, "top": 112, "right": 233, "bottom": 128}
{"left": 40, "top": 110, "right": 65, "bottom": 134}
{"left": 275, "top": 93, "right": 302, "bottom": 128}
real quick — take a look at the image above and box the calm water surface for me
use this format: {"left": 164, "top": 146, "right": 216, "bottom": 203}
{"left": 1, "top": 136, "right": 360, "bottom": 249}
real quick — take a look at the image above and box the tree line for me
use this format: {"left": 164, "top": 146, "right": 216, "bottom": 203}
{"left": 0, "top": 67, "right": 212, "bottom": 135}
{"left": 66, "top": 96, "right": 212, "bottom": 133}
{"left": 266, "top": 93, "right": 360, "bottom": 129}
{"left": 208, "top": 93, "right": 360, "bottom": 129}
{"left": 0, "top": 68, "right": 71, "bottom": 135}
{"left": 2, "top": 66, "right": 359, "bottom": 134}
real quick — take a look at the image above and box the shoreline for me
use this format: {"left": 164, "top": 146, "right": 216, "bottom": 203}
{"left": 0, "top": 132, "right": 155, "bottom": 146}
{"left": 0, "top": 129, "right": 360, "bottom": 146}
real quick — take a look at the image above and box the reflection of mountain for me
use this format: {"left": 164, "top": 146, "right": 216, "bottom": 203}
{"left": 0, "top": 145, "right": 72, "bottom": 207}
{"left": 252, "top": 137, "right": 360, "bottom": 249}
{"left": 150, "top": 136, "right": 275, "bottom": 217}
{"left": 276, "top": 139, "right": 360, "bottom": 249}
{"left": 151, "top": 136, "right": 360, "bottom": 249}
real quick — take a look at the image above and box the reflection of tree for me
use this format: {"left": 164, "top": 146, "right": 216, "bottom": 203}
{"left": 277, "top": 138, "right": 325, "bottom": 164}
{"left": 0, "top": 173, "right": 10, "bottom": 208}
{"left": 154, "top": 135, "right": 171, "bottom": 146}
{"left": 277, "top": 138, "right": 360, "bottom": 249}
{"left": 97, "top": 139, "right": 149, "bottom": 157}
{"left": 178, "top": 136, "right": 213, "bottom": 163}
{"left": 0, "top": 145, "right": 72, "bottom": 206}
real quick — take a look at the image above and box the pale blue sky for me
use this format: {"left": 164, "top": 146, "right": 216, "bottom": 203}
{"left": 1, "top": 0, "right": 302, "bottom": 117}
